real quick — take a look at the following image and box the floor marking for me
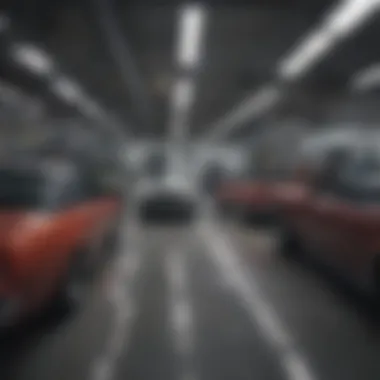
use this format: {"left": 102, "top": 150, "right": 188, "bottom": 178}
{"left": 90, "top": 219, "right": 144, "bottom": 380}
{"left": 198, "top": 220, "right": 316, "bottom": 380}
{"left": 166, "top": 244, "right": 197, "bottom": 380}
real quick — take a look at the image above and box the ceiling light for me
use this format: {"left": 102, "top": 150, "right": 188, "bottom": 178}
{"left": 81, "top": 99, "right": 102, "bottom": 119}
{"left": 351, "top": 63, "right": 380, "bottom": 91}
{"left": 278, "top": 0, "right": 380, "bottom": 81}
{"left": 177, "top": 4, "right": 207, "bottom": 69}
{"left": 51, "top": 77, "right": 82, "bottom": 104}
{"left": 172, "top": 78, "right": 195, "bottom": 110}
{"left": 169, "top": 78, "right": 196, "bottom": 139}
{"left": 325, "top": 0, "right": 380, "bottom": 37}
{"left": 278, "top": 29, "right": 334, "bottom": 80}
{"left": 227, "top": 85, "right": 280, "bottom": 126}
{"left": 247, "top": 85, "right": 281, "bottom": 113}
{"left": 204, "top": 85, "right": 281, "bottom": 140}
{"left": 11, "top": 44, "right": 53, "bottom": 76}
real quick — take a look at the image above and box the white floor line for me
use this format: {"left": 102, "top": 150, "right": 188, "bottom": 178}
{"left": 166, "top": 245, "right": 197, "bottom": 380}
{"left": 90, "top": 219, "right": 144, "bottom": 380}
{"left": 198, "top": 220, "right": 317, "bottom": 380}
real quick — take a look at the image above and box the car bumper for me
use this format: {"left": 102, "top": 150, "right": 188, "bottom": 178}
{"left": 139, "top": 196, "right": 196, "bottom": 223}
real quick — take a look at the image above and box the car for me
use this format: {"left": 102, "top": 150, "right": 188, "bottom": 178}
{"left": 278, "top": 142, "right": 380, "bottom": 297}
{"left": 0, "top": 155, "right": 124, "bottom": 330}
{"left": 217, "top": 178, "right": 277, "bottom": 224}
{"left": 135, "top": 149, "right": 198, "bottom": 223}
{"left": 215, "top": 153, "right": 288, "bottom": 227}
{"left": 136, "top": 171, "right": 198, "bottom": 223}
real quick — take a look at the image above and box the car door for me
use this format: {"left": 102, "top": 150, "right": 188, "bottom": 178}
{"left": 307, "top": 188, "right": 348, "bottom": 264}
{"left": 306, "top": 148, "right": 380, "bottom": 272}
{"left": 299, "top": 148, "right": 354, "bottom": 262}
{"left": 328, "top": 150, "right": 380, "bottom": 276}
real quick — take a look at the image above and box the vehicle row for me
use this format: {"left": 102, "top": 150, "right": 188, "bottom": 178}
{"left": 0, "top": 151, "right": 125, "bottom": 332}
{"left": 216, "top": 132, "right": 380, "bottom": 297}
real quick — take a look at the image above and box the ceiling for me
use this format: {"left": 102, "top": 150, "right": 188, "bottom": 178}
{"left": 1, "top": 0, "right": 380, "bottom": 141}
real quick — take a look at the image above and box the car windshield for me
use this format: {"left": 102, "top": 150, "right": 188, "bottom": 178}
{"left": 0, "top": 160, "right": 80, "bottom": 210}
{"left": 343, "top": 151, "right": 380, "bottom": 187}
{"left": 336, "top": 150, "right": 380, "bottom": 203}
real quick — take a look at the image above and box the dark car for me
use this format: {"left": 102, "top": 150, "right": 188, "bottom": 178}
{"left": 0, "top": 155, "right": 124, "bottom": 330}
{"left": 278, "top": 145, "right": 380, "bottom": 296}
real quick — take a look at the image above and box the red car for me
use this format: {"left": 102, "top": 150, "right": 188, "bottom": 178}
{"left": 217, "top": 177, "right": 281, "bottom": 226}
{"left": 278, "top": 146, "right": 380, "bottom": 295}
{"left": 0, "top": 158, "right": 123, "bottom": 329}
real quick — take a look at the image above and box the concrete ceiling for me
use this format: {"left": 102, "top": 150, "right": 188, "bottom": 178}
{"left": 1, "top": 0, "right": 380, "bottom": 141}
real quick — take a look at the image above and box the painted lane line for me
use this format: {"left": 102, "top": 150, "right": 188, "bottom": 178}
{"left": 166, "top": 246, "right": 197, "bottom": 380}
{"left": 90, "top": 219, "right": 144, "bottom": 380}
{"left": 198, "top": 222, "right": 316, "bottom": 380}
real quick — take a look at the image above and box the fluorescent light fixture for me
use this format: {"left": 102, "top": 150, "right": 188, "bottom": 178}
{"left": 11, "top": 44, "right": 53, "bottom": 76}
{"left": 168, "top": 79, "right": 195, "bottom": 140}
{"left": 168, "top": 4, "right": 207, "bottom": 140}
{"left": 177, "top": 4, "right": 206, "bottom": 69}
{"left": 52, "top": 77, "right": 114, "bottom": 130}
{"left": 278, "top": 0, "right": 380, "bottom": 81}
{"left": 228, "top": 85, "right": 280, "bottom": 127}
{"left": 169, "top": 107, "right": 188, "bottom": 140}
{"left": 204, "top": 84, "right": 281, "bottom": 140}
{"left": 325, "top": 0, "right": 380, "bottom": 37}
{"left": 171, "top": 78, "right": 195, "bottom": 111}
{"left": 351, "top": 63, "right": 380, "bottom": 91}
{"left": 278, "top": 28, "right": 334, "bottom": 80}
{"left": 51, "top": 77, "right": 82, "bottom": 104}
{"left": 81, "top": 99, "right": 102, "bottom": 119}
{"left": 246, "top": 84, "right": 281, "bottom": 114}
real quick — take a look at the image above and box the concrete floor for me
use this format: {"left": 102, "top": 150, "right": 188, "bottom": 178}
{"left": 2, "top": 214, "right": 380, "bottom": 380}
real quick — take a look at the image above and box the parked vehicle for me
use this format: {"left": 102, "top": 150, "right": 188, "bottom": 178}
{"left": 215, "top": 153, "right": 290, "bottom": 226}
{"left": 217, "top": 177, "right": 277, "bottom": 224}
{"left": 136, "top": 170, "right": 198, "bottom": 223}
{"left": 0, "top": 155, "right": 124, "bottom": 329}
{"left": 278, "top": 143, "right": 380, "bottom": 296}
